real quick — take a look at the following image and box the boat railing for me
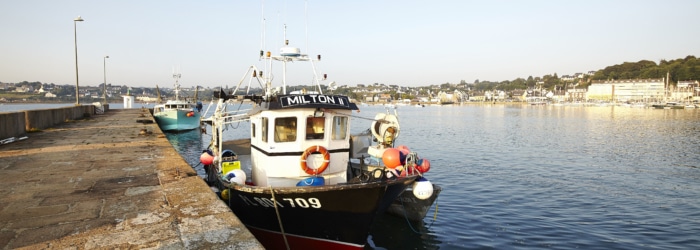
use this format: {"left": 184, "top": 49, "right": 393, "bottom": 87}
{"left": 221, "top": 113, "right": 251, "bottom": 125}
{"left": 221, "top": 108, "right": 252, "bottom": 117}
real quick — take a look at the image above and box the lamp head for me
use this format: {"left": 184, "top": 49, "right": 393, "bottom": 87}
{"left": 74, "top": 16, "right": 84, "bottom": 22}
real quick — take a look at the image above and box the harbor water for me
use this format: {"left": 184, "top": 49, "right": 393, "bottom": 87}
{"left": 165, "top": 104, "right": 700, "bottom": 249}
{"left": 11, "top": 103, "right": 697, "bottom": 249}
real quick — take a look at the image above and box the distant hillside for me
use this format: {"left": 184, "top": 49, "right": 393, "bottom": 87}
{"left": 591, "top": 55, "right": 699, "bottom": 84}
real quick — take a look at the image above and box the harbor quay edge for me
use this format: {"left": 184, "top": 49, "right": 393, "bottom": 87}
{"left": 0, "top": 108, "right": 262, "bottom": 249}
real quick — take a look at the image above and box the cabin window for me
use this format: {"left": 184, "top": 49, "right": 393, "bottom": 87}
{"left": 251, "top": 123, "right": 256, "bottom": 138}
{"left": 305, "top": 117, "right": 325, "bottom": 139}
{"left": 261, "top": 117, "right": 268, "bottom": 143}
{"left": 274, "top": 117, "right": 297, "bottom": 142}
{"left": 331, "top": 116, "right": 348, "bottom": 140}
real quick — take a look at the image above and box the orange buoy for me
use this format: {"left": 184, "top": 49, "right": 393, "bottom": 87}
{"left": 397, "top": 145, "right": 410, "bottom": 154}
{"left": 382, "top": 148, "right": 402, "bottom": 169}
{"left": 200, "top": 152, "right": 214, "bottom": 165}
{"left": 416, "top": 158, "right": 431, "bottom": 173}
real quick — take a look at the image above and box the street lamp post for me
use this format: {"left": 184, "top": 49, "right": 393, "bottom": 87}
{"left": 73, "top": 16, "right": 84, "bottom": 105}
{"left": 103, "top": 55, "right": 109, "bottom": 104}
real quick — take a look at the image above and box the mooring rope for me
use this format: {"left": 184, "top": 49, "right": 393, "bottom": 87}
{"left": 270, "top": 186, "right": 290, "bottom": 250}
{"left": 400, "top": 193, "right": 439, "bottom": 234}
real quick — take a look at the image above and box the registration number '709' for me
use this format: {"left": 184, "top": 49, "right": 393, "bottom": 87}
{"left": 238, "top": 195, "right": 322, "bottom": 209}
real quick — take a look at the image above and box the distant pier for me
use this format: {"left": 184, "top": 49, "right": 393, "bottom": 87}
{"left": 0, "top": 107, "right": 262, "bottom": 249}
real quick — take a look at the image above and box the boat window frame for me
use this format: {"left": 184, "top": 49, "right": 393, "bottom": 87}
{"left": 331, "top": 115, "right": 348, "bottom": 140}
{"left": 251, "top": 122, "right": 256, "bottom": 138}
{"left": 305, "top": 116, "right": 325, "bottom": 140}
{"left": 274, "top": 117, "right": 297, "bottom": 143}
{"left": 261, "top": 117, "right": 268, "bottom": 143}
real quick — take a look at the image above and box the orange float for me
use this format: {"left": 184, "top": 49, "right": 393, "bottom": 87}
{"left": 416, "top": 158, "right": 431, "bottom": 173}
{"left": 382, "top": 148, "right": 402, "bottom": 169}
{"left": 300, "top": 145, "right": 330, "bottom": 175}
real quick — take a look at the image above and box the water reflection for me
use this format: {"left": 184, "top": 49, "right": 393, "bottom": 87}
{"left": 368, "top": 214, "right": 442, "bottom": 250}
{"left": 164, "top": 129, "right": 205, "bottom": 176}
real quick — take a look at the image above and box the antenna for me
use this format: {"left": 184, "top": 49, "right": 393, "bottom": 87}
{"left": 305, "top": 0, "right": 309, "bottom": 53}
{"left": 260, "top": 0, "right": 265, "bottom": 60}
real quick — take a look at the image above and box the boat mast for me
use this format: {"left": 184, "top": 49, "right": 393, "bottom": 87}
{"left": 173, "top": 67, "right": 182, "bottom": 101}
{"left": 156, "top": 85, "right": 161, "bottom": 103}
{"left": 282, "top": 24, "right": 288, "bottom": 95}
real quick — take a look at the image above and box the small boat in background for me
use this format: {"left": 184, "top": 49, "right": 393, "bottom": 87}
{"left": 665, "top": 102, "right": 685, "bottom": 109}
{"left": 652, "top": 102, "right": 685, "bottom": 109}
{"left": 153, "top": 72, "right": 202, "bottom": 131}
{"left": 527, "top": 96, "right": 548, "bottom": 105}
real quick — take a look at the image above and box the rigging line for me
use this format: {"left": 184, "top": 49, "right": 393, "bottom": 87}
{"left": 225, "top": 100, "right": 247, "bottom": 130}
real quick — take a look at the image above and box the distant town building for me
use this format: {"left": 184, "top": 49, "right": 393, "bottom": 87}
{"left": 587, "top": 79, "right": 665, "bottom": 102}
{"left": 677, "top": 80, "right": 698, "bottom": 88}
{"left": 14, "top": 85, "right": 33, "bottom": 93}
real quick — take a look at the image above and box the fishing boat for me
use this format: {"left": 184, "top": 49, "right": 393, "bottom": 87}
{"left": 200, "top": 30, "right": 435, "bottom": 249}
{"left": 153, "top": 73, "right": 202, "bottom": 131}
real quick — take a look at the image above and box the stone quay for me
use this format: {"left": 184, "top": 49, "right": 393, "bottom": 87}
{"left": 0, "top": 107, "right": 262, "bottom": 249}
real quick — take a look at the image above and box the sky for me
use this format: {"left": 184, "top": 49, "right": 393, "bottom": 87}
{"left": 1, "top": 0, "right": 699, "bottom": 89}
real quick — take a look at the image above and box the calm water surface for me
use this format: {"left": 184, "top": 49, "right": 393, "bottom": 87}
{"left": 166, "top": 104, "right": 700, "bottom": 249}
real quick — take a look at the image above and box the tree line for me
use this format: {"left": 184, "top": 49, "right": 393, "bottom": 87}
{"left": 465, "top": 55, "right": 698, "bottom": 92}
{"left": 591, "top": 55, "right": 700, "bottom": 83}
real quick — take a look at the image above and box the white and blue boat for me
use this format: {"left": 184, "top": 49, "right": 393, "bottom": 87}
{"left": 153, "top": 73, "right": 202, "bottom": 131}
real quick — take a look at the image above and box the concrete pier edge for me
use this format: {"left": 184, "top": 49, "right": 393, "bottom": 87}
{"left": 0, "top": 108, "right": 262, "bottom": 249}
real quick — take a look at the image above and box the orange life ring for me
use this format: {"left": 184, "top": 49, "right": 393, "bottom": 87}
{"left": 300, "top": 145, "right": 330, "bottom": 175}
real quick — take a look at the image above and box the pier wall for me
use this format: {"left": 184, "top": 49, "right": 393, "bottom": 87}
{"left": 0, "top": 112, "right": 25, "bottom": 140}
{"left": 0, "top": 105, "right": 96, "bottom": 139}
